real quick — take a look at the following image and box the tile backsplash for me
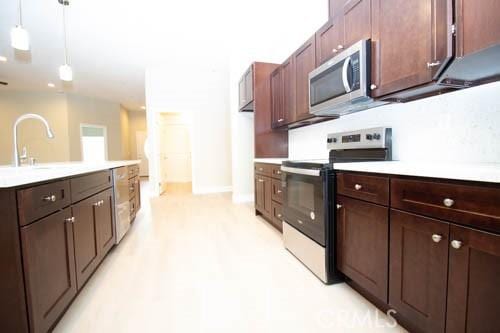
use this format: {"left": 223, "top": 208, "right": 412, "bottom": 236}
{"left": 289, "top": 82, "right": 500, "bottom": 163}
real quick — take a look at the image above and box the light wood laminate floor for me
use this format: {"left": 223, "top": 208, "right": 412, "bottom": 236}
{"left": 55, "top": 182, "right": 406, "bottom": 333}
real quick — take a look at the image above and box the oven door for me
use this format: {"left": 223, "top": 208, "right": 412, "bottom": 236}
{"left": 281, "top": 166, "right": 326, "bottom": 246}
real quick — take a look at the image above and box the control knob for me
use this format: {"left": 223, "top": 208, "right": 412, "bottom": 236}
{"left": 373, "top": 133, "right": 381, "bottom": 140}
{"left": 366, "top": 134, "right": 373, "bottom": 140}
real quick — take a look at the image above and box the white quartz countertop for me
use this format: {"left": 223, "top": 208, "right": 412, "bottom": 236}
{"left": 0, "top": 160, "right": 141, "bottom": 188}
{"left": 334, "top": 161, "right": 500, "bottom": 184}
{"left": 254, "top": 158, "right": 288, "bottom": 165}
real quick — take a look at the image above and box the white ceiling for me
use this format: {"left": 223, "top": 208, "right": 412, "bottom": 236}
{"left": 0, "top": 0, "right": 327, "bottom": 112}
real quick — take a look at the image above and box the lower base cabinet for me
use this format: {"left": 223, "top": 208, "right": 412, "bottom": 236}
{"left": 446, "top": 225, "right": 500, "bottom": 332}
{"left": 255, "top": 163, "right": 283, "bottom": 232}
{"left": 255, "top": 174, "right": 272, "bottom": 219}
{"left": 21, "top": 208, "right": 77, "bottom": 333}
{"left": 389, "top": 210, "right": 449, "bottom": 333}
{"left": 336, "top": 195, "right": 389, "bottom": 302}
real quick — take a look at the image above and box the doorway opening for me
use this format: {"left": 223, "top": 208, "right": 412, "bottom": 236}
{"left": 159, "top": 113, "right": 192, "bottom": 195}
{"left": 80, "top": 124, "right": 108, "bottom": 162}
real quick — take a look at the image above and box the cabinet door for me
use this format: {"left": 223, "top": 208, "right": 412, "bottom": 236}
{"left": 446, "top": 225, "right": 500, "bottom": 332}
{"left": 371, "top": 0, "right": 452, "bottom": 98}
{"left": 270, "top": 67, "right": 283, "bottom": 128}
{"left": 456, "top": 0, "right": 500, "bottom": 57}
{"left": 294, "top": 36, "right": 315, "bottom": 121}
{"left": 316, "top": 19, "right": 344, "bottom": 65}
{"left": 342, "top": 0, "right": 372, "bottom": 49}
{"left": 389, "top": 210, "right": 449, "bottom": 333}
{"left": 255, "top": 175, "right": 272, "bottom": 218}
{"left": 135, "top": 177, "right": 141, "bottom": 212}
{"left": 95, "top": 189, "right": 115, "bottom": 260}
{"left": 72, "top": 195, "right": 101, "bottom": 289}
{"left": 21, "top": 208, "right": 77, "bottom": 333}
{"left": 336, "top": 196, "right": 388, "bottom": 302}
{"left": 281, "top": 57, "right": 296, "bottom": 125}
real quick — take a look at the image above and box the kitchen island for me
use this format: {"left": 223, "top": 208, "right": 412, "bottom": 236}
{"left": 0, "top": 161, "right": 141, "bottom": 333}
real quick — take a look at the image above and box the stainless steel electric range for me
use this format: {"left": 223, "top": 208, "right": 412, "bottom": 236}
{"left": 280, "top": 127, "right": 392, "bottom": 284}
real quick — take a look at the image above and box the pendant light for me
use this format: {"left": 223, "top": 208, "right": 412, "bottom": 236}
{"left": 59, "top": 0, "right": 72, "bottom": 81}
{"left": 11, "top": 0, "right": 30, "bottom": 51}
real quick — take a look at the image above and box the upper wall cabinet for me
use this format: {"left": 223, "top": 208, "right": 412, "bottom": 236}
{"left": 294, "top": 35, "right": 316, "bottom": 122}
{"left": 239, "top": 66, "right": 254, "bottom": 111}
{"left": 271, "top": 56, "right": 296, "bottom": 128}
{"left": 370, "top": 0, "right": 453, "bottom": 99}
{"left": 342, "top": 0, "right": 372, "bottom": 49}
{"left": 456, "top": 0, "right": 500, "bottom": 57}
{"left": 316, "top": 19, "right": 344, "bottom": 65}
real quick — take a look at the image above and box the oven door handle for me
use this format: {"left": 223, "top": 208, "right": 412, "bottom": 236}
{"left": 280, "top": 166, "right": 321, "bottom": 177}
{"left": 342, "top": 56, "right": 352, "bottom": 93}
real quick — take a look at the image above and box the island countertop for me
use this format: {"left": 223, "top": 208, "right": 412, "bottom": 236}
{"left": 0, "top": 160, "right": 141, "bottom": 188}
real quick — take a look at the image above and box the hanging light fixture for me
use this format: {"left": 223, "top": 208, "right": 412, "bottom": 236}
{"left": 59, "top": 0, "right": 73, "bottom": 81}
{"left": 11, "top": 0, "right": 30, "bottom": 51}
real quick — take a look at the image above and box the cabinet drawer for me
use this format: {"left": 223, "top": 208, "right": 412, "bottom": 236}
{"left": 337, "top": 172, "right": 389, "bottom": 205}
{"left": 255, "top": 163, "right": 273, "bottom": 177}
{"left": 70, "top": 171, "right": 112, "bottom": 203}
{"left": 271, "top": 201, "right": 284, "bottom": 232}
{"left": 271, "top": 164, "right": 283, "bottom": 179}
{"left": 391, "top": 177, "right": 500, "bottom": 233}
{"left": 128, "top": 165, "right": 139, "bottom": 179}
{"left": 271, "top": 178, "right": 283, "bottom": 204}
{"left": 17, "top": 180, "right": 71, "bottom": 226}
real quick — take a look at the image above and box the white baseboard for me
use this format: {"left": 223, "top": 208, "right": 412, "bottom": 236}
{"left": 232, "top": 193, "right": 254, "bottom": 204}
{"left": 192, "top": 186, "right": 233, "bottom": 195}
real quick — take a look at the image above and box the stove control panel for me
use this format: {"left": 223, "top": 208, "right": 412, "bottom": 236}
{"left": 327, "top": 127, "right": 392, "bottom": 150}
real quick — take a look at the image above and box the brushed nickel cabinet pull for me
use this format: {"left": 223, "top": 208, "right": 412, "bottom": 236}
{"left": 451, "top": 240, "right": 463, "bottom": 249}
{"left": 432, "top": 234, "right": 443, "bottom": 243}
{"left": 443, "top": 198, "right": 455, "bottom": 208}
{"left": 42, "top": 194, "right": 57, "bottom": 202}
{"left": 354, "top": 184, "right": 363, "bottom": 191}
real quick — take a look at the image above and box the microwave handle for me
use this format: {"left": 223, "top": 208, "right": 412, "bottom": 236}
{"left": 342, "top": 57, "right": 352, "bottom": 93}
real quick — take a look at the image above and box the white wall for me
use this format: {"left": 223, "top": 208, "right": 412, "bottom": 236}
{"left": 229, "top": 0, "right": 328, "bottom": 203}
{"left": 289, "top": 82, "right": 500, "bottom": 163}
{"left": 145, "top": 57, "right": 232, "bottom": 196}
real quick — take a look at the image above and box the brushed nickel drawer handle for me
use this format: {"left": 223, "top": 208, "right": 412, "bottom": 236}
{"left": 277, "top": 213, "right": 282, "bottom": 218}
{"left": 443, "top": 198, "right": 455, "bottom": 208}
{"left": 277, "top": 190, "right": 282, "bottom": 194}
{"left": 336, "top": 204, "right": 343, "bottom": 210}
{"left": 451, "top": 240, "right": 463, "bottom": 249}
{"left": 258, "top": 179, "right": 264, "bottom": 183}
{"left": 354, "top": 184, "right": 363, "bottom": 191}
{"left": 432, "top": 234, "right": 443, "bottom": 243}
{"left": 278, "top": 118, "right": 284, "bottom": 122}
{"left": 65, "top": 217, "right": 75, "bottom": 224}
{"left": 276, "top": 170, "right": 281, "bottom": 175}
{"left": 42, "top": 194, "right": 57, "bottom": 202}
{"left": 258, "top": 168, "right": 263, "bottom": 171}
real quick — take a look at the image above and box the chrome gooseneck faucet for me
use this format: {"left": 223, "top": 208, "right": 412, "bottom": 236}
{"left": 13, "top": 114, "right": 55, "bottom": 167}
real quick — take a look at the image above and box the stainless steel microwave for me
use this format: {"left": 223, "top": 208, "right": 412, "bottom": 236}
{"left": 309, "top": 39, "right": 386, "bottom": 117}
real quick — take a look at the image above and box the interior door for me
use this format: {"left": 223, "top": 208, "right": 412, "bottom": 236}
{"left": 446, "top": 225, "right": 500, "bottom": 332}
{"left": 135, "top": 131, "right": 149, "bottom": 177}
{"left": 159, "top": 114, "right": 192, "bottom": 187}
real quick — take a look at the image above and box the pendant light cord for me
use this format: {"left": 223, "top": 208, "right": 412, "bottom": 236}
{"left": 18, "top": 0, "right": 23, "bottom": 26}
{"left": 62, "top": 2, "right": 69, "bottom": 65}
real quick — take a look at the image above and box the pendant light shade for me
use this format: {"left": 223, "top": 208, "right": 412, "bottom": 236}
{"left": 59, "top": 0, "right": 72, "bottom": 82}
{"left": 11, "top": 0, "right": 30, "bottom": 51}
{"left": 59, "top": 64, "right": 73, "bottom": 81}
{"left": 10, "top": 26, "right": 30, "bottom": 51}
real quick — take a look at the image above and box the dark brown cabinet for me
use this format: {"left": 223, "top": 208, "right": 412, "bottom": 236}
{"left": 271, "top": 66, "right": 284, "bottom": 128}
{"left": 239, "top": 66, "right": 254, "bottom": 111}
{"left": 446, "top": 225, "right": 500, "bottom": 333}
{"left": 72, "top": 195, "right": 101, "bottom": 290}
{"left": 251, "top": 62, "right": 288, "bottom": 157}
{"left": 21, "top": 208, "right": 77, "bottom": 333}
{"left": 271, "top": 57, "right": 295, "bottom": 128}
{"left": 336, "top": 195, "right": 388, "bottom": 302}
{"left": 456, "top": 0, "right": 500, "bottom": 58}
{"left": 316, "top": 19, "right": 344, "bottom": 65}
{"left": 389, "top": 209, "right": 450, "bottom": 333}
{"left": 255, "top": 163, "right": 283, "bottom": 232}
{"left": 294, "top": 36, "right": 316, "bottom": 121}
{"left": 95, "top": 189, "right": 115, "bottom": 260}
{"left": 342, "top": 0, "right": 372, "bottom": 49}
{"left": 371, "top": 0, "right": 453, "bottom": 99}
{"left": 255, "top": 175, "right": 272, "bottom": 219}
